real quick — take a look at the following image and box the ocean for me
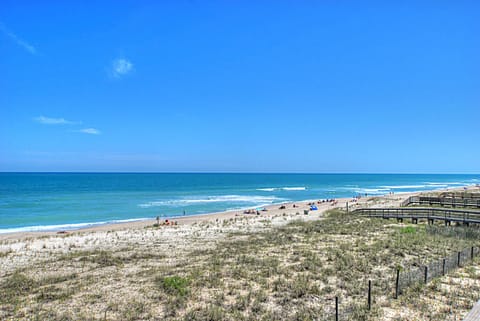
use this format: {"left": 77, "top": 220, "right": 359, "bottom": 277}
{"left": 0, "top": 173, "right": 478, "bottom": 233}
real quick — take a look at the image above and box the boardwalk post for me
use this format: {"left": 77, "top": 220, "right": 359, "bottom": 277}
{"left": 442, "top": 258, "right": 446, "bottom": 276}
{"left": 472, "top": 246, "right": 474, "bottom": 260}
{"left": 368, "top": 280, "right": 372, "bottom": 310}
{"left": 395, "top": 269, "right": 400, "bottom": 299}
{"left": 458, "top": 251, "right": 461, "bottom": 267}
{"left": 346, "top": 202, "right": 349, "bottom": 213}
{"left": 335, "top": 296, "right": 338, "bottom": 321}
{"left": 424, "top": 266, "right": 428, "bottom": 284}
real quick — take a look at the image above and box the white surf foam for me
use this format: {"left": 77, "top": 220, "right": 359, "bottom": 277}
{"left": 424, "top": 182, "right": 463, "bottom": 186}
{"left": 256, "top": 186, "right": 307, "bottom": 191}
{"left": 425, "top": 184, "right": 448, "bottom": 188}
{"left": 138, "top": 195, "right": 283, "bottom": 208}
{"left": 354, "top": 188, "right": 390, "bottom": 194}
{"left": 381, "top": 185, "right": 428, "bottom": 189}
{"left": 282, "top": 187, "right": 307, "bottom": 191}
{"left": 0, "top": 217, "right": 151, "bottom": 234}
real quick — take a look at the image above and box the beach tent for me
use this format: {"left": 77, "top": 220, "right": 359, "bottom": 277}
{"left": 310, "top": 205, "right": 318, "bottom": 210}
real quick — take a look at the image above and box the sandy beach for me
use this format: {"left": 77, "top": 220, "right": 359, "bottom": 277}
{"left": 0, "top": 189, "right": 416, "bottom": 272}
{"left": 0, "top": 189, "right": 413, "bottom": 242}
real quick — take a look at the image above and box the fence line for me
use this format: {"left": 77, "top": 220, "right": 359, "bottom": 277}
{"left": 325, "top": 243, "right": 480, "bottom": 319}
{"left": 321, "top": 246, "right": 479, "bottom": 320}
{"left": 396, "top": 246, "right": 480, "bottom": 296}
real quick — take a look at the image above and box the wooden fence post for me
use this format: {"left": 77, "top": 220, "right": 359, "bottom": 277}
{"left": 471, "top": 246, "right": 474, "bottom": 260}
{"left": 442, "top": 258, "right": 446, "bottom": 276}
{"left": 395, "top": 269, "right": 400, "bottom": 299}
{"left": 335, "top": 296, "right": 338, "bottom": 321}
{"left": 368, "top": 280, "right": 371, "bottom": 310}
{"left": 424, "top": 266, "right": 428, "bottom": 284}
{"left": 458, "top": 251, "right": 461, "bottom": 267}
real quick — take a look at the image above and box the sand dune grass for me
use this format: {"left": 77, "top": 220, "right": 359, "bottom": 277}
{"left": 1, "top": 210, "right": 479, "bottom": 320}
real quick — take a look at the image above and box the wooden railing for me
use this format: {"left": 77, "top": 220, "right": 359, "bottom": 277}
{"left": 402, "top": 196, "right": 480, "bottom": 208}
{"left": 352, "top": 207, "right": 480, "bottom": 224}
{"left": 439, "top": 191, "right": 480, "bottom": 200}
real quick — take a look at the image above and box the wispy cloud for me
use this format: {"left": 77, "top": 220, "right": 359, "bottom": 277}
{"left": 34, "top": 116, "right": 80, "bottom": 125}
{"left": 0, "top": 22, "right": 36, "bottom": 54}
{"left": 78, "top": 128, "right": 101, "bottom": 135}
{"left": 34, "top": 115, "right": 101, "bottom": 136}
{"left": 111, "top": 58, "right": 133, "bottom": 78}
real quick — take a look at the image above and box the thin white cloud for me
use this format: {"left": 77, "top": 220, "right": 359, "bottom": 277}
{"left": 0, "top": 23, "right": 37, "bottom": 54}
{"left": 111, "top": 58, "right": 133, "bottom": 77}
{"left": 34, "top": 116, "right": 100, "bottom": 135}
{"left": 34, "top": 116, "right": 80, "bottom": 125}
{"left": 78, "top": 128, "right": 101, "bottom": 135}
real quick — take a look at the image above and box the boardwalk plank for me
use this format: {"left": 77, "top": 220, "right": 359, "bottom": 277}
{"left": 463, "top": 300, "right": 480, "bottom": 321}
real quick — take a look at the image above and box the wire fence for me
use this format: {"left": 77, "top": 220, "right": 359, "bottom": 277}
{"left": 317, "top": 298, "right": 369, "bottom": 321}
{"left": 396, "top": 246, "right": 480, "bottom": 297}
{"left": 320, "top": 246, "right": 480, "bottom": 320}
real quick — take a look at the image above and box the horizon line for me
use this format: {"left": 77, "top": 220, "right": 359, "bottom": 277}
{"left": 0, "top": 171, "right": 479, "bottom": 175}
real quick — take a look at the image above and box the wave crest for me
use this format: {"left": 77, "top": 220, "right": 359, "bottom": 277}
{"left": 138, "top": 195, "right": 283, "bottom": 208}
{"left": 256, "top": 186, "right": 307, "bottom": 192}
{"left": 0, "top": 218, "right": 150, "bottom": 234}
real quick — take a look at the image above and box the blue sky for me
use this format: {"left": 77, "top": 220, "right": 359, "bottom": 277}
{"left": 1, "top": 1, "right": 479, "bottom": 173}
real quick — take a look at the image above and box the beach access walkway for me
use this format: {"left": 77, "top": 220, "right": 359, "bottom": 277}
{"left": 351, "top": 207, "right": 480, "bottom": 226}
{"left": 402, "top": 196, "right": 480, "bottom": 209}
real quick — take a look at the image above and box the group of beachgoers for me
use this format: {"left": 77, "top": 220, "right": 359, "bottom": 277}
{"left": 307, "top": 199, "right": 338, "bottom": 206}
{"left": 243, "top": 198, "right": 341, "bottom": 216}
{"left": 243, "top": 207, "right": 268, "bottom": 215}
{"left": 155, "top": 217, "right": 178, "bottom": 227}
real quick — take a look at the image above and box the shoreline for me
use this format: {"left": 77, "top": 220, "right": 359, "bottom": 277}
{"left": 2, "top": 185, "right": 479, "bottom": 320}
{"left": 1, "top": 185, "right": 479, "bottom": 242}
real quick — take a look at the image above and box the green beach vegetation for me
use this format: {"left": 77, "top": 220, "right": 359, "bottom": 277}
{"left": 1, "top": 209, "right": 479, "bottom": 320}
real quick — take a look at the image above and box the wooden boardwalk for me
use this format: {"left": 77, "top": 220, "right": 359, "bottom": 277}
{"left": 463, "top": 300, "right": 480, "bottom": 321}
{"left": 440, "top": 191, "right": 480, "bottom": 200}
{"left": 402, "top": 196, "right": 480, "bottom": 209}
{"left": 352, "top": 207, "right": 480, "bottom": 225}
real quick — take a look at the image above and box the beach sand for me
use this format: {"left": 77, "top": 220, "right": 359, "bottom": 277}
{"left": 0, "top": 189, "right": 410, "bottom": 242}
{"left": 1, "top": 185, "right": 480, "bottom": 320}
{"left": 0, "top": 189, "right": 413, "bottom": 272}
{"left": 2, "top": 185, "right": 478, "bottom": 243}
{"left": 3, "top": 187, "right": 475, "bottom": 273}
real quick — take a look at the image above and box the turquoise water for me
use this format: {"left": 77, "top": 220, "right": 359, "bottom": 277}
{"left": 0, "top": 173, "right": 478, "bottom": 233}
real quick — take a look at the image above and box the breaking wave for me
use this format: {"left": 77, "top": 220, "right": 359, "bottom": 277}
{"left": 256, "top": 186, "right": 307, "bottom": 192}
{"left": 0, "top": 218, "right": 150, "bottom": 234}
{"left": 354, "top": 188, "right": 390, "bottom": 195}
{"left": 138, "top": 195, "right": 283, "bottom": 208}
